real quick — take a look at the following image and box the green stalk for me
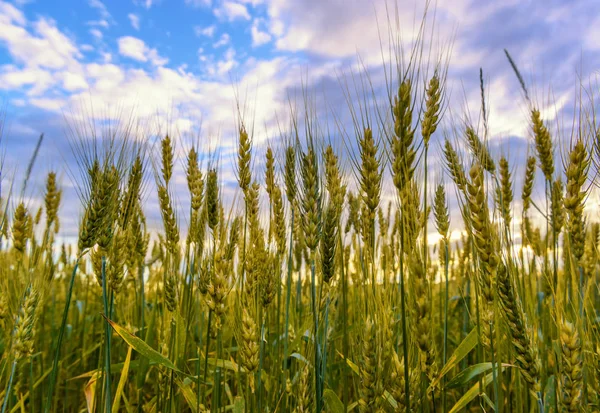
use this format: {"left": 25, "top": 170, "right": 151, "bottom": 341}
{"left": 283, "top": 208, "right": 294, "bottom": 378}
{"left": 1, "top": 360, "right": 17, "bottom": 413}
{"left": 182, "top": 252, "right": 195, "bottom": 367}
{"left": 321, "top": 296, "right": 330, "bottom": 399}
{"left": 442, "top": 241, "right": 449, "bottom": 412}
{"left": 371, "top": 217, "right": 376, "bottom": 300}
{"left": 167, "top": 317, "right": 177, "bottom": 413}
{"left": 310, "top": 254, "right": 322, "bottom": 412}
{"left": 461, "top": 278, "right": 470, "bottom": 370}
{"left": 257, "top": 309, "right": 265, "bottom": 412}
{"left": 44, "top": 258, "right": 80, "bottom": 413}
{"left": 579, "top": 265, "right": 585, "bottom": 320}
{"left": 215, "top": 330, "right": 223, "bottom": 412}
{"left": 275, "top": 258, "right": 282, "bottom": 385}
{"left": 296, "top": 261, "right": 302, "bottom": 334}
{"left": 579, "top": 265, "right": 588, "bottom": 406}
{"left": 29, "top": 356, "right": 34, "bottom": 413}
{"left": 240, "top": 203, "right": 248, "bottom": 298}
{"left": 139, "top": 264, "right": 145, "bottom": 336}
{"left": 137, "top": 265, "right": 146, "bottom": 412}
{"left": 101, "top": 256, "right": 112, "bottom": 413}
{"left": 339, "top": 229, "right": 349, "bottom": 411}
{"left": 423, "top": 145, "right": 429, "bottom": 288}
{"left": 398, "top": 227, "right": 410, "bottom": 412}
{"left": 238, "top": 202, "right": 249, "bottom": 382}
{"left": 489, "top": 320, "right": 499, "bottom": 413}
{"left": 201, "top": 310, "right": 212, "bottom": 404}
{"left": 196, "top": 306, "right": 204, "bottom": 412}
{"left": 282, "top": 209, "right": 295, "bottom": 409}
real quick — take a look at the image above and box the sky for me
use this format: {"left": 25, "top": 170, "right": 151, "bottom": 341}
{"left": 1, "top": 0, "right": 600, "bottom": 244}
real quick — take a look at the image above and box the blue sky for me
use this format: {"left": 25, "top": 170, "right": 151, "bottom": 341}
{"left": 1, "top": 0, "right": 600, "bottom": 242}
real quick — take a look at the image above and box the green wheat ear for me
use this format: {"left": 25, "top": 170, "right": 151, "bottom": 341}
{"left": 531, "top": 109, "right": 554, "bottom": 182}
{"left": 13, "top": 286, "right": 40, "bottom": 361}
{"left": 11, "top": 202, "right": 28, "bottom": 257}
{"left": 560, "top": 320, "right": 583, "bottom": 412}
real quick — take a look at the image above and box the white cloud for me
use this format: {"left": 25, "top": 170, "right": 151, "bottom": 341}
{"left": 0, "top": 65, "right": 53, "bottom": 92}
{"left": 118, "top": 36, "right": 145, "bottom": 61}
{"left": 88, "top": 0, "right": 111, "bottom": 20}
{"left": 194, "top": 24, "right": 216, "bottom": 37}
{"left": 0, "top": 2, "right": 26, "bottom": 26}
{"left": 62, "top": 72, "right": 88, "bottom": 91}
{"left": 133, "top": 0, "right": 154, "bottom": 8}
{"left": 89, "top": 28, "right": 102, "bottom": 39}
{"left": 128, "top": 13, "right": 141, "bottom": 30}
{"left": 88, "top": 19, "right": 109, "bottom": 28}
{"left": 251, "top": 19, "right": 271, "bottom": 47}
{"left": 215, "top": 47, "right": 237, "bottom": 75}
{"left": 269, "top": 19, "right": 284, "bottom": 37}
{"left": 86, "top": 62, "right": 125, "bottom": 90}
{"left": 214, "top": 1, "right": 250, "bottom": 22}
{"left": 197, "top": 47, "right": 206, "bottom": 61}
{"left": 0, "top": 11, "right": 88, "bottom": 97}
{"left": 30, "top": 97, "right": 66, "bottom": 111}
{"left": 0, "top": 17, "right": 82, "bottom": 70}
{"left": 238, "top": 0, "right": 263, "bottom": 6}
{"left": 118, "top": 36, "right": 168, "bottom": 66}
{"left": 264, "top": 0, "right": 450, "bottom": 65}
{"left": 213, "top": 33, "right": 230, "bottom": 48}
{"left": 185, "top": 0, "right": 211, "bottom": 7}
{"left": 585, "top": 16, "right": 600, "bottom": 51}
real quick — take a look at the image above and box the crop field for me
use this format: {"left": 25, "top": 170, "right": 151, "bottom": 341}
{"left": 1, "top": 5, "right": 600, "bottom": 413}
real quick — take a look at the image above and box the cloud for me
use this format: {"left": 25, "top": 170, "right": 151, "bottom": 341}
{"left": 194, "top": 24, "right": 216, "bottom": 37}
{"left": 251, "top": 19, "right": 271, "bottom": 47}
{"left": 0, "top": 2, "right": 25, "bottom": 25}
{"left": 213, "top": 47, "right": 237, "bottom": 75}
{"left": 0, "top": 9, "right": 88, "bottom": 98}
{"left": 213, "top": 33, "right": 230, "bottom": 48}
{"left": 88, "top": 0, "right": 112, "bottom": 21}
{"left": 87, "top": 19, "right": 109, "bottom": 28}
{"left": 268, "top": 0, "right": 404, "bottom": 60}
{"left": 128, "top": 13, "right": 141, "bottom": 30}
{"left": 30, "top": 97, "right": 67, "bottom": 111}
{"left": 185, "top": 0, "right": 211, "bottom": 7}
{"left": 268, "top": 18, "right": 284, "bottom": 37}
{"left": 117, "top": 36, "right": 168, "bottom": 66}
{"left": 133, "top": 0, "right": 155, "bottom": 9}
{"left": 238, "top": 0, "right": 263, "bottom": 6}
{"left": 85, "top": 62, "right": 124, "bottom": 90}
{"left": 214, "top": 1, "right": 250, "bottom": 22}
{"left": 61, "top": 72, "right": 88, "bottom": 91}
{"left": 89, "top": 28, "right": 102, "bottom": 39}
{"left": 0, "top": 17, "right": 82, "bottom": 70}
{"left": 0, "top": 65, "right": 54, "bottom": 94}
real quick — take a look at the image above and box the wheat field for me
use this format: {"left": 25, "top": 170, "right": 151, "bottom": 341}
{"left": 1, "top": 9, "right": 600, "bottom": 413}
